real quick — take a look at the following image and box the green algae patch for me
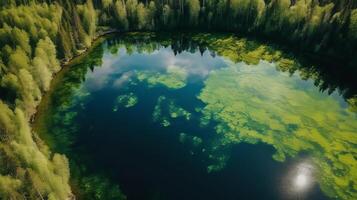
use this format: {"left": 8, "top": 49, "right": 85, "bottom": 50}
{"left": 113, "top": 93, "right": 138, "bottom": 111}
{"left": 34, "top": 32, "right": 357, "bottom": 200}
{"left": 197, "top": 62, "right": 357, "bottom": 199}
{"left": 153, "top": 96, "right": 191, "bottom": 127}
{"left": 190, "top": 33, "right": 306, "bottom": 79}
{"left": 179, "top": 133, "right": 203, "bottom": 147}
{"left": 169, "top": 101, "right": 191, "bottom": 120}
{"left": 136, "top": 65, "right": 187, "bottom": 89}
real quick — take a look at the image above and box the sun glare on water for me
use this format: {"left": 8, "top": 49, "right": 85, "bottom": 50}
{"left": 295, "top": 173, "right": 309, "bottom": 189}
{"left": 282, "top": 160, "right": 316, "bottom": 199}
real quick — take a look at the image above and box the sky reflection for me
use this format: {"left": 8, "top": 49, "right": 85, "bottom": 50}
{"left": 83, "top": 45, "right": 227, "bottom": 92}
{"left": 47, "top": 34, "right": 357, "bottom": 200}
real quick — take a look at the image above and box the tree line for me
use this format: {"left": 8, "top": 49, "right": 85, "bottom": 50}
{"left": 0, "top": 1, "right": 96, "bottom": 199}
{"left": 96, "top": 0, "right": 357, "bottom": 67}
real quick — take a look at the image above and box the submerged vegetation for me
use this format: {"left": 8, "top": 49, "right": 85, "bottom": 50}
{"left": 152, "top": 95, "right": 192, "bottom": 127}
{"left": 31, "top": 33, "right": 357, "bottom": 200}
{"left": 106, "top": 34, "right": 357, "bottom": 199}
{"left": 136, "top": 66, "right": 188, "bottom": 89}
{"left": 113, "top": 92, "right": 138, "bottom": 111}
{"left": 0, "top": 0, "right": 356, "bottom": 199}
{"left": 198, "top": 63, "right": 357, "bottom": 199}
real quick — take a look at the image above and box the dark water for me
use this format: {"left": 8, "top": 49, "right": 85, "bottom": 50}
{"left": 35, "top": 33, "right": 357, "bottom": 200}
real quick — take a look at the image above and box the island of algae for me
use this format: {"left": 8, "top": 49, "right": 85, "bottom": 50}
{"left": 136, "top": 65, "right": 187, "bottom": 89}
{"left": 198, "top": 61, "right": 357, "bottom": 199}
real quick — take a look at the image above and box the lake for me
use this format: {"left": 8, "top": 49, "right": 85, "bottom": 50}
{"left": 34, "top": 33, "right": 357, "bottom": 200}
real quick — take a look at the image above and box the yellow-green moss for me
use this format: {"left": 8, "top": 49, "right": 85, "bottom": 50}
{"left": 136, "top": 65, "right": 187, "bottom": 89}
{"left": 198, "top": 62, "right": 357, "bottom": 199}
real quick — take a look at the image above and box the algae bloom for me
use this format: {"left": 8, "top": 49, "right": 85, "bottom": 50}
{"left": 34, "top": 33, "right": 357, "bottom": 200}
{"left": 136, "top": 65, "right": 187, "bottom": 89}
{"left": 198, "top": 61, "right": 357, "bottom": 200}
{"left": 113, "top": 92, "right": 138, "bottom": 111}
{"left": 152, "top": 96, "right": 192, "bottom": 127}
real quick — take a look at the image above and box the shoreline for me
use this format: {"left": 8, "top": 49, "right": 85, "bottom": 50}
{"left": 30, "top": 29, "right": 120, "bottom": 200}
{"left": 30, "top": 29, "right": 129, "bottom": 200}
{"left": 31, "top": 29, "right": 120, "bottom": 126}
{"left": 28, "top": 31, "right": 357, "bottom": 200}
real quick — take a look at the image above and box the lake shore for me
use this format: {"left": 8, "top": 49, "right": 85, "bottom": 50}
{"left": 31, "top": 29, "right": 119, "bottom": 126}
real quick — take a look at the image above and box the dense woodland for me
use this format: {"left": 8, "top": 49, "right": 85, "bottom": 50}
{"left": 0, "top": 0, "right": 356, "bottom": 199}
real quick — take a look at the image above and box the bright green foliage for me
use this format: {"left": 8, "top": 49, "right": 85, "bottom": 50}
{"left": 287, "top": 0, "right": 309, "bottom": 24}
{"left": 32, "top": 37, "right": 60, "bottom": 91}
{"left": 17, "top": 68, "right": 42, "bottom": 116}
{"left": 0, "top": 175, "right": 22, "bottom": 199}
{"left": 126, "top": 0, "right": 139, "bottom": 26}
{"left": 0, "top": 0, "right": 355, "bottom": 199}
{"left": 0, "top": 103, "right": 72, "bottom": 200}
{"left": 8, "top": 48, "right": 31, "bottom": 72}
{"left": 230, "top": 0, "right": 250, "bottom": 17}
{"left": 114, "top": 0, "right": 129, "bottom": 30}
{"left": 198, "top": 62, "right": 357, "bottom": 199}
{"left": 77, "top": 0, "right": 97, "bottom": 41}
{"left": 0, "top": 73, "right": 21, "bottom": 102}
{"left": 137, "top": 3, "right": 149, "bottom": 29}
{"left": 102, "top": 0, "right": 113, "bottom": 9}
{"left": 349, "top": 9, "right": 357, "bottom": 39}
{"left": 187, "top": 0, "right": 200, "bottom": 25}
{"left": 91, "top": 0, "right": 354, "bottom": 60}
{"left": 30, "top": 42, "right": 127, "bottom": 200}
{"left": 305, "top": 3, "right": 334, "bottom": 37}
{"left": 0, "top": 3, "right": 73, "bottom": 200}
{"left": 77, "top": 1, "right": 97, "bottom": 47}
{"left": 147, "top": 1, "right": 157, "bottom": 29}
{"left": 263, "top": 0, "right": 290, "bottom": 33}
{"left": 0, "top": 4, "right": 62, "bottom": 41}
{"left": 11, "top": 27, "right": 32, "bottom": 55}
{"left": 91, "top": 0, "right": 357, "bottom": 61}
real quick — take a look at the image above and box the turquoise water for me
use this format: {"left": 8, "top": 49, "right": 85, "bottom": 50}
{"left": 36, "top": 33, "right": 357, "bottom": 200}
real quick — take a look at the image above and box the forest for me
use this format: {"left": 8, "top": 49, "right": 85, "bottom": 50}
{"left": 0, "top": 0, "right": 356, "bottom": 199}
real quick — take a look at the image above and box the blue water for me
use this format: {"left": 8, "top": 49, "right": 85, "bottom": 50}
{"left": 35, "top": 33, "right": 357, "bottom": 200}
